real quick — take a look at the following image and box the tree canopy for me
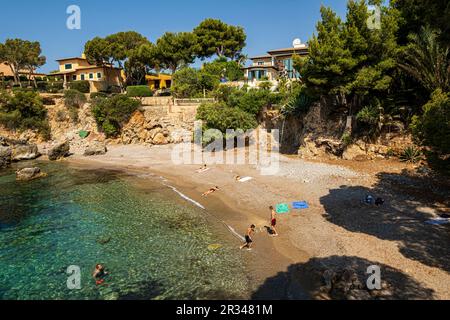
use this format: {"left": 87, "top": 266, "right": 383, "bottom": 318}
{"left": 0, "top": 39, "right": 46, "bottom": 87}
{"left": 193, "top": 18, "right": 246, "bottom": 60}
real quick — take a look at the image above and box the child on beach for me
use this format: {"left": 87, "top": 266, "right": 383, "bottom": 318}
{"left": 240, "top": 225, "right": 256, "bottom": 250}
{"left": 269, "top": 206, "right": 279, "bottom": 236}
{"left": 202, "top": 186, "right": 219, "bottom": 197}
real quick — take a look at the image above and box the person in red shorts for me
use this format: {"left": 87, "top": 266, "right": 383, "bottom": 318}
{"left": 269, "top": 206, "right": 279, "bottom": 236}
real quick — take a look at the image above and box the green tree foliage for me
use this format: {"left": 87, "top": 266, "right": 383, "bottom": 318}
{"left": 392, "top": 0, "right": 450, "bottom": 46}
{"left": 152, "top": 32, "right": 198, "bottom": 77}
{"left": 0, "top": 39, "right": 46, "bottom": 87}
{"left": 0, "top": 90, "right": 49, "bottom": 138}
{"left": 202, "top": 57, "right": 245, "bottom": 81}
{"left": 296, "top": 1, "right": 399, "bottom": 113}
{"left": 196, "top": 102, "right": 257, "bottom": 133}
{"left": 91, "top": 95, "right": 140, "bottom": 137}
{"left": 68, "top": 80, "right": 90, "bottom": 93}
{"left": 193, "top": 19, "right": 246, "bottom": 60}
{"left": 399, "top": 27, "right": 450, "bottom": 93}
{"left": 411, "top": 89, "right": 450, "bottom": 155}
{"left": 126, "top": 85, "right": 153, "bottom": 98}
{"left": 171, "top": 67, "right": 220, "bottom": 98}
{"left": 84, "top": 31, "right": 152, "bottom": 87}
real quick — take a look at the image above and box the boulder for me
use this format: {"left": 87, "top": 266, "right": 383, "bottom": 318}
{"left": 48, "top": 141, "right": 70, "bottom": 161}
{"left": 11, "top": 144, "right": 40, "bottom": 161}
{"left": 152, "top": 132, "right": 168, "bottom": 145}
{"left": 84, "top": 142, "right": 107, "bottom": 156}
{"left": 342, "top": 144, "right": 369, "bottom": 161}
{"left": 0, "top": 146, "right": 12, "bottom": 168}
{"left": 16, "top": 167, "right": 47, "bottom": 181}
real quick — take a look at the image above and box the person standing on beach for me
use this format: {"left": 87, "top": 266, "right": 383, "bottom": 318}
{"left": 269, "top": 206, "right": 279, "bottom": 236}
{"left": 240, "top": 225, "right": 256, "bottom": 250}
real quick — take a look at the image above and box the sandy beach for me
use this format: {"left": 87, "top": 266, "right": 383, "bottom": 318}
{"left": 66, "top": 144, "right": 450, "bottom": 300}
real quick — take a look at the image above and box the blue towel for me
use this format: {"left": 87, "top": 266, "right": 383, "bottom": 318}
{"left": 293, "top": 201, "right": 309, "bottom": 209}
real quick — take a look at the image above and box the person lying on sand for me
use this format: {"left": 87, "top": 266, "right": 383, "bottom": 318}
{"left": 234, "top": 175, "right": 241, "bottom": 181}
{"left": 202, "top": 186, "right": 219, "bottom": 197}
{"left": 240, "top": 225, "right": 256, "bottom": 250}
{"left": 269, "top": 206, "right": 279, "bottom": 236}
{"left": 196, "top": 164, "right": 209, "bottom": 173}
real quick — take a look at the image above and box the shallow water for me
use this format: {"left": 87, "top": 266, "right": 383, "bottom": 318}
{"left": 0, "top": 161, "right": 249, "bottom": 300}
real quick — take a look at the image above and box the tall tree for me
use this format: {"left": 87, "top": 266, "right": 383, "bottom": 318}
{"left": 193, "top": 19, "right": 246, "bottom": 60}
{"left": 392, "top": 0, "right": 450, "bottom": 47}
{"left": 0, "top": 39, "right": 45, "bottom": 87}
{"left": 295, "top": 1, "right": 399, "bottom": 113}
{"left": 152, "top": 32, "right": 197, "bottom": 82}
{"left": 84, "top": 31, "right": 152, "bottom": 88}
{"left": 24, "top": 42, "right": 46, "bottom": 88}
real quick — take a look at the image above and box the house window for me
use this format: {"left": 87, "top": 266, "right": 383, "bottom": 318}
{"left": 72, "top": 75, "right": 77, "bottom": 81}
{"left": 97, "top": 72, "right": 102, "bottom": 79}
{"left": 89, "top": 73, "right": 94, "bottom": 80}
{"left": 80, "top": 74, "right": 85, "bottom": 80}
{"left": 65, "top": 64, "right": 72, "bottom": 70}
{"left": 257, "top": 61, "right": 264, "bottom": 66}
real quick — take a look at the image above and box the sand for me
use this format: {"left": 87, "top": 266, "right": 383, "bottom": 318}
{"left": 65, "top": 144, "right": 450, "bottom": 300}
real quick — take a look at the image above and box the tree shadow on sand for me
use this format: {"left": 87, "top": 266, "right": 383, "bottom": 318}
{"left": 252, "top": 256, "right": 435, "bottom": 300}
{"left": 320, "top": 170, "right": 450, "bottom": 272}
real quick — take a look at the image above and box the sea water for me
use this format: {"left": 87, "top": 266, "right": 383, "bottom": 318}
{"left": 0, "top": 161, "right": 249, "bottom": 300}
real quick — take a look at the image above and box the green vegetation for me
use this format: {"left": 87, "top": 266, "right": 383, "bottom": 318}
{"left": 400, "top": 146, "right": 423, "bottom": 163}
{"left": 126, "top": 85, "right": 153, "bottom": 98}
{"left": 0, "top": 39, "right": 46, "bottom": 88}
{"left": 193, "top": 19, "right": 246, "bottom": 61}
{"left": 91, "top": 95, "right": 140, "bottom": 137}
{"left": 411, "top": 89, "right": 450, "bottom": 156}
{"left": 68, "top": 80, "right": 90, "bottom": 93}
{"left": 291, "top": 0, "right": 449, "bottom": 170}
{"left": 64, "top": 89, "right": 87, "bottom": 123}
{"left": 0, "top": 90, "right": 49, "bottom": 139}
{"left": 197, "top": 102, "right": 257, "bottom": 133}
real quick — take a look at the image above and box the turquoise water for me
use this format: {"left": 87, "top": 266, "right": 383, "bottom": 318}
{"left": 0, "top": 161, "right": 249, "bottom": 300}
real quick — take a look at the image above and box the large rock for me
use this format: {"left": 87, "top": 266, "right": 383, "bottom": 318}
{"left": 16, "top": 167, "right": 47, "bottom": 181}
{"left": 84, "top": 142, "right": 107, "bottom": 156}
{"left": 11, "top": 144, "right": 40, "bottom": 161}
{"left": 342, "top": 144, "right": 369, "bottom": 161}
{"left": 0, "top": 146, "right": 12, "bottom": 168}
{"left": 48, "top": 141, "right": 70, "bottom": 161}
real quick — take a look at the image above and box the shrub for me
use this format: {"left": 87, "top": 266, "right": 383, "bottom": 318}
{"left": 68, "top": 80, "right": 90, "bottom": 93}
{"left": 91, "top": 95, "right": 140, "bottom": 137}
{"left": 46, "top": 81, "right": 64, "bottom": 93}
{"left": 0, "top": 90, "right": 50, "bottom": 139}
{"left": 400, "top": 146, "right": 423, "bottom": 163}
{"left": 236, "top": 89, "right": 274, "bottom": 115}
{"left": 64, "top": 89, "right": 87, "bottom": 123}
{"left": 90, "top": 92, "right": 108, "bottom": 100}
{"left": 172, "top": 67, "right": 219, "bottom": 98}
{"left": 126, "top": 85, "right": 153, "bottom": 98}
{"left": 341, "top": 132, "right": 353, "bottom": 146}
{"left": 411, "top": 89, "right": 450, "bottom": 155}
{"left": 196, "top": 102, "right": 258, "bottom": 133}
{"left": 258, "top": 81, "right": 272, "bottom": 91}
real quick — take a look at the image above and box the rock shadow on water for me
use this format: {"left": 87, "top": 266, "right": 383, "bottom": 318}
{"left": 252, "top": 256, "right": 435, "bottom": 300}
{"left": 320, "top": 171, "right": 450, "bottom": 273}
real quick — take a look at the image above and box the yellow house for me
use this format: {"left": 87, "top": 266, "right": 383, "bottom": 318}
{"left": 49, "top": 54, "right": 122, "bottom": 92}
{"left": 0, "top": 62, "right": 46, "bottom": 81}
{"left": 146, "top": 74, "right": 172, "bottom": 90}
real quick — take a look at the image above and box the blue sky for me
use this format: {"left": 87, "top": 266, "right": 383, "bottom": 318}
{"left": 0, "top": 0, "right": 348, "bottom": 73}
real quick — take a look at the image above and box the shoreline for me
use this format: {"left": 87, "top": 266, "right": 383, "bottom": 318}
{"left": 44, "top": 144, "right": 450, "bottom": 299}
